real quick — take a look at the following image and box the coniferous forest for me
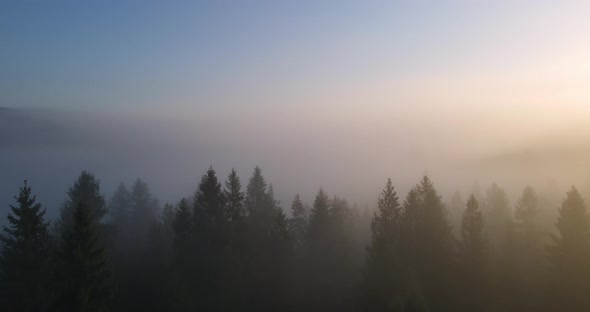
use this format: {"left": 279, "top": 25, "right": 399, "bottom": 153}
{"left": 3, "top": 1, "right": 590, "bottom": 311}
{"left": 2, "top": 168, "right": 590, "bottom": 311}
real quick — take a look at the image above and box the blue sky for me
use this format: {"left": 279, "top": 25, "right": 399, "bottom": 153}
{"left": 1, "top": 0, "right": 589, "bottom": 124}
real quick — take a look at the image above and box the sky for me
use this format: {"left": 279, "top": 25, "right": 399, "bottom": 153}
{"left": 2, "top": 0, "right": 590, "bottom": 219}
{"left": 2, "top": 1, "right": 589, "bottom": 117}
{"left": 3, "top": 0, "right": 590, "bottom": 153}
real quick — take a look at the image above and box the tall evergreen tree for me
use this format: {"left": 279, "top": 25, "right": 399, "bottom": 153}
{"left": 241, "top": 167, "right": 287, "bottom": 310}
{"left": 191, "top": 167, "right": 227, "bottom": 310}
{"left": 173, "top": 198, "right": 193, "bottom": 267}
{"left": 307, "top": 187, "right": 330, "bottom": 241}
{"left": 108, "top": 179, "right": 162, "bottom": 312}
{"left": 546, "top": 187, "right": 590, "bottom": 311}
{"left": 270, "top": 208, "right": 291, "bottom": 254}
{"left": 129, "top": 178, "right": 159, "bottom": 247}
{"left": 170, "top": 198, "right": 195, "bottom": 310}
{"left": 482, "top": 183, "right": 513, "bottom": 310}
{"left": 458, "top": 195, "right": 487, "bottom": 312}
{"left": 401, "top": 189, "right": 420, "bottom": 236}
{"left": 221, "top": 169, "right": 250, "bottom": 310}
{"left": 109, "top": 182, "right": 131, "bottom": 237}
{"left": 194, "top": 167, "right": 226, "bottom": 227}
{"left": 365, "top": 178, "right": 404, "bottom": 311}
{"left": 515, "top": 186, "right": 539, "bottom": 231}
{"left": 502, "top": 186, "right": 544, "bottom": 312}
{"left": 483, "top": 183, "right": 511, "bottom": 251}
{"left": 58, "top": 171, "right": 106, "bottom": 235}
{"left": 402, "top": 176, "right": 455, "bottom": 311}
{"left": 304, "top": 188, "right": 358, "bottom": 311}
{"left": 224, "top": 169, "right": 245, "bottom": 222}
{"left": 56, "top": 202, "right": 111, "bottom": 312}
{"left": 449, "top": 191, "right": 465, "bottom": 236}
{"left": 0, "top": 181, "right": 52, "bottom": 311}
{"left": 460, "top": 195, "right": 486, "bottom": 266}
{"left": 303, "top": 187, "right": 332, "bottom": 311}
{"left": 268, "top": 207, "right": 292, "bottom": 309}
{"left": 161, "top": 202, "right": 175, "bottom": 232}
{"left": 244, "top": 166, "right": 275, "bottom": 227}
{"left": 286, "top": 193, "right": 307, "bottom": 309}
{"left": 288, "top": 194, "right": 307, "bottom": 249}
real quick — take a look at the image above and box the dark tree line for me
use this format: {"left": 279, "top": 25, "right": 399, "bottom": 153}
{"left": 2, "top": 168, "right": 590, "bottom": 311}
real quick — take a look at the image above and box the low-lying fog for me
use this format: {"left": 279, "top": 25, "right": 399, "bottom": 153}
{"left": 2, "top": 105, "right": 590, "bottom": 224}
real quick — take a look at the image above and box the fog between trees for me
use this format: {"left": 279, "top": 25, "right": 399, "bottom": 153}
{"left": 2, "top": 164, "right": 590, "bottom": 311}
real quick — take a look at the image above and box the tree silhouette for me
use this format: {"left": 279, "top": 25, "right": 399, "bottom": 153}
{"left": 502, "top": 186, "right": 544, "bottom": 312}
{"left": 109, "top": 182, "right": 131, "bottom": 242}
{"left": 129, "top": 179, "right": 159, "bottom": 248}
{"left": 402, "top": 176, "right": 455, "bottom": 311}
{"left": 458, "top": 195, "right": 487, "bottom": 312}
{"left": 56, "top": 202, "right": 111, "bottom": 312}
{"left": 288, "top": 194, "right": 307, "bottom": 250}
{"left": 57, "top": 171, "right": 106, "bottom": 236}
{"left": 546, "top": 187, "right": 590, "bottom": 311}
{"left": 483, "top": 183, "right": 511, "bottom": 251}
{"left": 191, "top": 167, "right": 227, "bottom": 310}
{"left": 224, "top": 168, "right": 245, "bottom": 222}
{"left": 365, "top": 178, "right": 404, "bottom": 311}
{"left": 0, "top": 181, "right": 53, "bottom": 311}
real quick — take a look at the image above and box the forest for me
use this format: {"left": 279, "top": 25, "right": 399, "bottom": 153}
{"left": 1, "top": 167, "right": 589, "bottom": 312}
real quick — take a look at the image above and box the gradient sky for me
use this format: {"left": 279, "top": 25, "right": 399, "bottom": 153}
{"left": 2, "top": 0, "right": 590, "bottom": 219}
{"left": 2, "top": 0, "right": 590, "bottom": 156}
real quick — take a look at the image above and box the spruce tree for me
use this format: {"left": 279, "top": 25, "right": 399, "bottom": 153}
{"left": 365, "top": 178, "right": 404, "bottom": 311}
{"left": 401, "top": 188, "right": 420, "bottom": 236}
{"left": 244, "top": 166, "right": 275, "bottom": 228}
{"left": 546, "top": 187, "right": 590, "bottom": 311}
{"left": 304, "top": 188, "right": 358, "bottom": 311}
{"left": 271, "top": 208, "right": 291, "bottom": 254}
{"left": 483, "top": 183, "right": 511, "bottom": 250}
{"left": 288, "top": 194, "right": 307, "bottom": 249}
{"left": 109, "top": 182, "right": 131, "bottom": 238}
{"left": 222, "top": 169, "right": 250, "bottom": 310}
{"left": 194, "top": 167, "right": 226, "bottom": 227}
{"left": 402, "top": 176, "right": 455, "bottom": 310}
{"left": 304, "top": 187, "right": 332, "bottom": 311}
{"left": 224, "top": 168, "right": 245, "bottom": 222}
{"left": 58, "top": 171, "right": 106, "bottom": 235}
{"left": 172, "top": 198, "right": 196, "bottom": 310}
{"left": 458, "top": 195, "right": 487, "bottom": 312}
{"left": 503, "top": 186, "right": 544, "bottom": 312}
{"left": 161, "top": 202, "right": 175, "bottom": 231}
{"left": 56, "top": 202, "right": 111, "bottom": 312}
{"left": 287, "top": 193, "right": 307, "bottom": 309}
{"left": 109, "top": 182, "right": 132, "bottom": 258}
{"left": 241, "top": 167, "right": 287, "bottom": 310}
{"left": 268, "top": 207, "right": 292, "bottom": 309}
{"left": 173, "top": 198, "right": 193, "bottom": 265}
{"left": 0, "top": 181, "right": 52, "bottom": 311}
{"left": 192, "top": 167, "right": 227, "bottom": 310}
{"left": 307, "top": 187, "right": 330, "bottom": 240}
{"left": 515, "top": 186, "right": 539, "bottom": 232}
{"left": 449, "top": 191, "right": 465, "bottom": 236}
{"left": 192, "top": 167, "right": 227, "bottom": 272}
{"left": 129, "top": 178, "right": 159, "bottom": 247}
{"left": 460, "top": 195, "right": 485, "bottom": 266}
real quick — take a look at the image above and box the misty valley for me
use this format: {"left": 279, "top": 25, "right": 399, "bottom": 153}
{"left": 3, "top": 1, "right": 590, "bottom": 311}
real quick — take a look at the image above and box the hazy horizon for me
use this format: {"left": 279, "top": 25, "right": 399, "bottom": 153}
{"left": 2, "top": 0, "right": 590, "bottom": 216}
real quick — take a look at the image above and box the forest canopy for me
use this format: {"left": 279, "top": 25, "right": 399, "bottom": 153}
{"left": 1, "top": 168, "right": 589, "bottom": 311}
